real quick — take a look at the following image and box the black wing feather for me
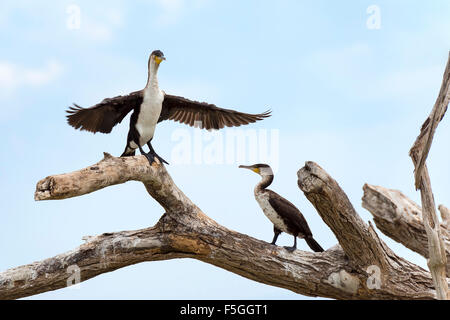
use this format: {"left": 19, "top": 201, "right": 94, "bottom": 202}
{"left": 66, "top": 90, "right": 143, "bottom": 133}
{"left": 159, "top": 94, "right": 271, "bottom": 130}
{"left": 66, "top": 91, "right": 270, "bottom": 133}
{"left": 267, "top": 190, "right": 313, "bottom": 237}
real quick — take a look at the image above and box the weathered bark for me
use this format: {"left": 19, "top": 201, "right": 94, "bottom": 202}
{"left": 410, "top": 53, "right": 450, "bottom": 190}
{"left": 296, "top": 162, "right": 444, "bottom": 298}
{"left": 362, "top": 184, "right": 450, "bottom": 275}
{"left": 408, "top": 52, "right": 450, "bottom": 299}
{"left": 0, "top": 155, "right": 439, "bottom": 300}
{"left": 298, "top": 163, "right": 388, "bottom": 269}
{"left": 440, "top": 205, "right": 450, "bottom": 231}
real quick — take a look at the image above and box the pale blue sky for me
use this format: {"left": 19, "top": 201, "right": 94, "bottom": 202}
{"left": 1, "top": 1, "right": 449, "bottom": 299}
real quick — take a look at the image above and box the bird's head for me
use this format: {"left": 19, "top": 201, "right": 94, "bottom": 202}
{"left": 239, "top": 163, "right": 273, "bottom": 177}
{"left": 149, "top": 50, "right": 166, "bottom": 68}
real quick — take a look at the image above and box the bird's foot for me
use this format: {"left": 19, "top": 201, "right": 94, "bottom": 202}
{"left": 154, "top": 153, "right": 169, "bottom": 165}
{"left": 144, "top": 152, "right": 157, "bottom": 165}
{"left": 283, "top": 246, "right": 296, "bottom": 252}
{"left": 144, "top": 151, "right": 169, "bottom": 165}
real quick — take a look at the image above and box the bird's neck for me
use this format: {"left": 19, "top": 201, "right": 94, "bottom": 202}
{"left": 146, "top": 60, "right": 160, "bottom": 90}
{"left": 255, "top": 175, "right": 274, "bottom": 193}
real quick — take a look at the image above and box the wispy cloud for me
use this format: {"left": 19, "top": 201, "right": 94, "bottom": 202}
{"left": 303, "top": 43, "right": 442, "bottom": 102}
{"left": 67, "top": 5, "right": 124, "bottom": 42}
{"left": 154, "top": 0, "right": 185, "bottom": 25}
{"left": 0, "top": 60, "right": 63, "bottom": 93}
{"left": 154, "top": 0, "right": 209, "bottom": 26}
{"left": 1, "top": 2, "right": 125, "bottom": 43}
{"left": 379, "top": 66, "right": 443, "bottom": 99}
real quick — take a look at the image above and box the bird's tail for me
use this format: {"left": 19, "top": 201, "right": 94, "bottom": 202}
{"left": 305, "top": 236, "right": 324, "bottom": 252}
{"left": 121, "top": 146, "right": 136, "bottom": 157}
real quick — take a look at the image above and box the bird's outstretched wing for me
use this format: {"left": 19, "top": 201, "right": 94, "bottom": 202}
{"left": 66, "top": 90, "right": 143, "bottom": 133}
{"left": 267, "top": 190, "right": 313, "bottom": 237}
{"left": 159, "top": 94, "right": 271, "bottom": 130}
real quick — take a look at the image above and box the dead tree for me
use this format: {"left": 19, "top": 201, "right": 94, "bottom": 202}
{"left": 407, "top": 53, "right": 450, "bottom": 299}
{"left": 0, "top": 156, "right": 442, "bottom": 300}
{"left": 1, "top": 54, "right": 449, "bottom": 300}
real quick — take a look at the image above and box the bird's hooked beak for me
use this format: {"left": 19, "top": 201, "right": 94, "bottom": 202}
{"left": 155, "top": 55, "right": 166, "bottom": 64}
{"left": 239, "top": 165, "right": 260, "bottom": 174}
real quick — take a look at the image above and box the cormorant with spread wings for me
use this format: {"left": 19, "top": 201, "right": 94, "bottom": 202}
{"left": 66, "top": 50, "right": 271, "bottom": 164}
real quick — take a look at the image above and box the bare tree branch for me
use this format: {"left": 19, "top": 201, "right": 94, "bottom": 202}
{"left": 409, "top": 52, "right": 450, "bottom": 300}
{"left": 0, "top": 156, "right": 438, "bottom": 300}
{"left": 297, "top": 162, "right": 389, "bottom": 269}
{"left": 35, "top": 153, "right": 192, "bottom": 215}
{"left": 362, "top": 184, "right": 449, "bottom": 275}
{"left": 439, "top": 205, "right": 450, "bottom": 231}
{"left": 411, "top": 52, "right": 450, "bottom": 189}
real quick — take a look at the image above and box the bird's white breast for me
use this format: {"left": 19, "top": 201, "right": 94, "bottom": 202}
{"left": 135, "top": 86, "right": 164, "bottom": 147}
{"left": 255, "top": 192, "right": 289, "bottom": 233}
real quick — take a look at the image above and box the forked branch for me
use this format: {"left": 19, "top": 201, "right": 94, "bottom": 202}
{"left": 409, "top": 52, "right": 450, "bottom": 300}
{"left": 0, "top": 155, "right": 438, "bottom": 299}
{"left": 362, "top": 184, "right": 449, "bottom": 276}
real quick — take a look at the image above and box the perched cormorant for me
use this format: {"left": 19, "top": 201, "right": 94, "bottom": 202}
{"left": 66, "top": 50, "right": 271, "bottom": 164}
{"left": 239, "top": 164, "right": 324, "bottom": 252}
